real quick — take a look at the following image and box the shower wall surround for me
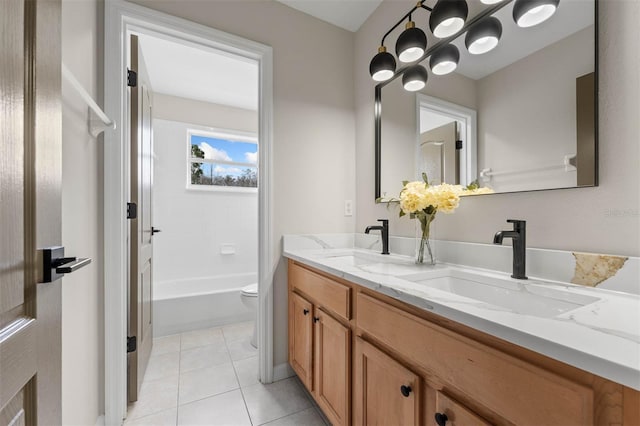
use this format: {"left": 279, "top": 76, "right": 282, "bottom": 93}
{"left": 153, "top": 118, "right": 258, "bottom": 284}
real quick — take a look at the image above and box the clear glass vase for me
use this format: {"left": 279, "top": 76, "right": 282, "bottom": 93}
{"left": 416, "top": 213, "right": 436, "bottom": 265}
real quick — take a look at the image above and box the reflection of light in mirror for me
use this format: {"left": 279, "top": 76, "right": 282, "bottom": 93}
{"left": 434, "top": 17, "right": 465, "bottom": 38}
{"left": 516, "top": 4, "right": 557, "bottom": 28}
{"left": 431, "top": 60, "right": 457, "bottom": 75}
{"left": 468, "top": 36, "right": 499, "bottom": 54}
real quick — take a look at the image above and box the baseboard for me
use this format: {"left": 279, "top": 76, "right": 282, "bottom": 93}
{"left": 95, "top": 415, "right": 105, "bottom": 426}
{"left": 273, "top": 362, "right": 295, "bottom": 382}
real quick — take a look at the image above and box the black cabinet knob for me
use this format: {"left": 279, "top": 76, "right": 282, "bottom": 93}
{"left": 435, "top": 412, "right": 448, "bottom": 426}
{"left": 313, "top": 317, "right": 320, "bottom": 323}
{"left": 400, "top": 385, "right": 412, "bottom": 397}
{"left": 303, "top": 309, "right": 309, "bottom": 315}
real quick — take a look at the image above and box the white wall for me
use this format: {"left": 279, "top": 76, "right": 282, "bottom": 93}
{"left": 356, "top": 0, "right": 640, "bottom": 257}
{"left": 61, "top": 0, "right": 104, "bottom": 424}
{"left": 477, "top": 26, "right": 594, "bottom": 193}
{"left": 153, "top": 118, "right": 258, "bottom": 285}
{"left": 129, "top": 0, "right": 356, "bottom": 368}
{"left": 154, "top": 93, "right": 258, "bottom": 133}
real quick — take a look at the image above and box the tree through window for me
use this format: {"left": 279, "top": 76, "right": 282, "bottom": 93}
{"left": 188, "top": 130, "right": 258, "bottom": 189}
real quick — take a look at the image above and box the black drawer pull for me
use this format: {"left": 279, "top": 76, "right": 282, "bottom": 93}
{"left": 435, "top": 412, "right": 448, "bottom": 426}
{"left": 400, "top": 385, "right": 412, "bottom": 397}
{"left": 313, "top": 317, "right": 320, "bottom": 323}
{"left": 303, "top": 309, "right": 309, "bottom": 315}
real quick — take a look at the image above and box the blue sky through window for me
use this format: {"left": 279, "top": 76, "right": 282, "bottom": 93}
{"left": 191, "top": 134, "right": 257, "bottom": 164}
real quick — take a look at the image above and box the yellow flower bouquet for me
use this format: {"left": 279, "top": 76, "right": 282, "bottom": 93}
{"left": 385, "top": 174, "right": 492, "bottom": 264}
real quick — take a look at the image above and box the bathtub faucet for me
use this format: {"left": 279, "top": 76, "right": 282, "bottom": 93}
{"left": 365, "top": 219, "right": 389, "bottom": 255}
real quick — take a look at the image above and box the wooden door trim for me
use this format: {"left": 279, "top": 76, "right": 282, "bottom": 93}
{"left": 104, "top": 2, "right": 274, "bottom": 423}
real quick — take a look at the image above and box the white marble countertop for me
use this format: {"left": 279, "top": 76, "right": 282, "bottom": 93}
{"left": 283, "top": 234, "right": 640, "bottom": 391}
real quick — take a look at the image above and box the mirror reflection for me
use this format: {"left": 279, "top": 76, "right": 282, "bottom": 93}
{"left": 376, "top": 0, "right": 597, "bottom": 199}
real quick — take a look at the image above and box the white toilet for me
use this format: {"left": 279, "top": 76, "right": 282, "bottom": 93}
{"left": 240, "top": 283, "right": 258, "bottom": 348}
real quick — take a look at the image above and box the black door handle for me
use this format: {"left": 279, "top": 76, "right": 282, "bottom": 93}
{"left": 313, "top": 317, "right": 320, "bottom": 323}
{"left": 303, "top": 309, "right": 309, "bottom": 315}
{"left": 56, "top": 258, "right": 92, "bottom": 274}
{"left": 41, "top": 247, "right": 92, "bottom": 283}
{"left": 151, "top": 227, "right": 162, "bottom": 235}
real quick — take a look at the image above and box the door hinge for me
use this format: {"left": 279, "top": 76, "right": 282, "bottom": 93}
{"left": 127, "top": 69, "right": 137, "bottom": 87}
{"left": 127, "top": 202, "right": 137, "bottom": 219}
{"left": 455, "top": 140, "right": 463, "bottom": 150}
{"left": 127, "top": 336, "right": 137, "bottom": 353}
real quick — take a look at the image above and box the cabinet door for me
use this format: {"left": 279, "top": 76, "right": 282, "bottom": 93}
{"left": 434, "top": 391, "right": 493, "bottom": 426}
{"left": 314, "top": 309, "right": 351, "bottom": 426}
{"left": 354, "top": 337, "right": 421, "bottom": 426}
{"left": 289, "top": 291, "right": 313, "bottom": 391}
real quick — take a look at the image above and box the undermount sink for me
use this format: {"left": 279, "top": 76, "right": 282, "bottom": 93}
{"left": 322, "top": 254, "right": 376, "bottom": 266}
{"left": 402, "top": 269, "right": 600, "bottom": 318}
{"left": 317, "top": 250, "right": 410, "bottom": 266}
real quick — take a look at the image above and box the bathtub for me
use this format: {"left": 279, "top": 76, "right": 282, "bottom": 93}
{"left": 153, "top": 273, "right": 257, "bottom": 337}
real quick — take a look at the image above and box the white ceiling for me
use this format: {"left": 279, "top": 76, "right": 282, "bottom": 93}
{"left": 275, "top": 0, "right": 383, "bottom": 32}
{"left": 138, "top": 35, "right": 259, "bottom": 111}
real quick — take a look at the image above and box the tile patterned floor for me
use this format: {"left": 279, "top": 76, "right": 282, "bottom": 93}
{"left": 124, "top": 321, "right": 329, "bottom": 426}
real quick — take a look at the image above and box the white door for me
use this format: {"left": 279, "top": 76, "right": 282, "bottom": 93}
{"left": 127, "top": 34, "right": 155, "bottom": 402}
{"left": 420, "top": 121, "right": 459, "bottom": 185}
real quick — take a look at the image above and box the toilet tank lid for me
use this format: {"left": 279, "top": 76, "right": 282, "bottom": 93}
{"left": 241, "top": 283, "right": 258, "bottom": 295}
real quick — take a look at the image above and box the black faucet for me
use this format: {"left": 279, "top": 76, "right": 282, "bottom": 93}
{"left": 493, "top": 219, "right": 527, "bottom": 279}
{"left": 365, "top": 219, "right": 389, "bottom": 255}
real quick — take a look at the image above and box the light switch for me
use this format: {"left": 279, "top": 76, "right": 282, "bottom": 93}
{"left": 344, "top": 200, "right": 353, "bottom": 217}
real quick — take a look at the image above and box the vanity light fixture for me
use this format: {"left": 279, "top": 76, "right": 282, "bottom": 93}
{"left": 396, "top": 21, "right": 428, "bottom": 62}
{"left": 429, "top": 44, "right": 460, "bottom": 75}
{"left": 370, "top": 0, "right": 561, "bottom": 91}
{"left": 513, "top": 0, "right": 560, "bottom": 27}
{"left": 403, "top": 64, "right": 428, "bottom": 91}
{"left": 429, "top": 0, "right": 469, "bottom": 38}
{"left": 369, "top": 46, "right": 397, "bottom": 82}
{"left": 465, "top": 17, "right": 502, "bottom": 54}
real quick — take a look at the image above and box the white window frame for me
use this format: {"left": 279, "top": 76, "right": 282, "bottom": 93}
{"left": 186, "top": 128, "right": 259, "bottom": 193}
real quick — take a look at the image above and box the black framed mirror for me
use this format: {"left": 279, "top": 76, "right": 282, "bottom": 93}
{"left": 374, "top": 0, "right": 598, "bottom": 200}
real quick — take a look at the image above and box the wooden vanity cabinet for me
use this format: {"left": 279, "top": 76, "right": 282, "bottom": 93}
{"left": 288, "top": 261, "right": 351, "bottom": 426}
{"left": 289, "top": 291, "right": 313, "bottom": 390}
{"left": 287, "top": 259, "right": 640, "bottom": 426}
{"left": 354, "top": 337, "right": 421, "bottom": 426}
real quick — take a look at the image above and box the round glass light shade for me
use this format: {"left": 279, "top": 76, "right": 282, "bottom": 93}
{"left": 369, "top": 47, "right": 397, "bottom": 82}
{"left": 396, "top": 24, "right": 428, "bottom": 63}
{"left": 429, "top": 0, "right": 469, "bottom": 38}
{"left": 402, "top": 64, "right": 428, "bottom": 92}
{"left": 429, "top": 44, "right": 460, "bottom": 75}
{"left": 480, "top": 0, "right": 504, "bottom": 4}
{"left": 465, "top": 17, "right": 502, "bottom": 55}
{"left": 513, "top": 0, "right": 560, "bottom": 27}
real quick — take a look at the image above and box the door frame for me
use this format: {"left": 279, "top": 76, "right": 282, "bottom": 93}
{"left": 104, "top": 2, "right": 274, "bottom": 424}
{"left": 416, "top": 94, "right": 477, "bottom": 186}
